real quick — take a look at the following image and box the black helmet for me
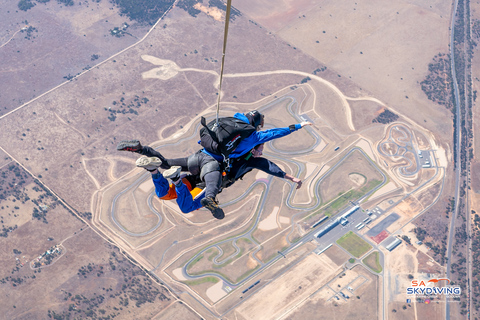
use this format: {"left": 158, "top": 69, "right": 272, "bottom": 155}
{"left": 245, "top": 110, "right": 264, "bottom": 128}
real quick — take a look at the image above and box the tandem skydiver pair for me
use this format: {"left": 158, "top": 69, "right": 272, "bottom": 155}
{"left": 117, "top": 110, "right": 311, "bottom": 219}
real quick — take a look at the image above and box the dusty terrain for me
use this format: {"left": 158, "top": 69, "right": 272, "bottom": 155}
{"left": 0, "top": 0, "right": 457, "bottom": 319}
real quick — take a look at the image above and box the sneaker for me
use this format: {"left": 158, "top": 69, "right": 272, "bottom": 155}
{"left": 162, "top": 166, "right": 181, "bottom": 182}
{"left": 117, "top": 140, "right": 142, "bottom": 153}
{"left": 201, "top": 197, "right": 225, "bottom": 219}
{"left": 136, "top": 156, "right": 162, "bottom": 171}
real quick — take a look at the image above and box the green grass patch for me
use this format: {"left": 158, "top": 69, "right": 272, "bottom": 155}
{"left": 186, "top": 254, "right": 204, "bottom": 271}
{"left": 336, "top": 231, "right": 372, "bottom": 258}
{"left": 207, "top": 248, "right": 219, "bottom": 261}
{"left": 188, "top": 269, "right": 234, "bottom": 283}
{"left": 183, "top": 276, "right": 219, "bottom": 286}
{"left": 362, "top": 251, "right": 383, "bottom": 273}
{"left": 215, "top": 248, "right": 244, "bottom": 268}
{"left": 236, "top": 265, "right": 260, "bottom": 283}
{"left": 323, "top": 179, "right": 382, "bottom": 216}
{"left": 240, "top": 237, "right": 252, "bottom": 244}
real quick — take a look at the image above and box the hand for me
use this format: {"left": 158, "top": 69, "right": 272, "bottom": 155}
{"left": 292, "top": 178, "right": 302, "bottom": 189}
{"left": 300, "top": 121, "right": 312, "bottom": 127}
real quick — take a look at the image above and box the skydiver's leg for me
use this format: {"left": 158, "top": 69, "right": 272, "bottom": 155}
{"left": 140, "top": 146, "right": 166, "bottom": 162}
{"left": 141, "top": 146, "right": 190, "bottom": 170}
{"left": 195, "top": 153, "right": 222, "bottom": 199}
{"left": 175, "top": 182, "right": 204, "bottom": 213}
{"left": 151, "top": 172, "right": 170, "bottom": 198}
{"left": 202, "top": 171, "right": 222, "bottom": 199}
{"left": 118, "top": 140, "right": 189, "bottom": 170}
{"left": 195, "top": 153, "right": 224, "bottom": 219}
{"left": 163, "top": 157, "right": 189, "bottom": 171}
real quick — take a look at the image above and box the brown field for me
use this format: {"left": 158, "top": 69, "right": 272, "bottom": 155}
{"left": 416, "top": 302, "right": 445, "bottom": 319}
{"left": 255, "top": 233, "right": 289, "bottom": 263}
{"left": 187, "top": 239, "right": 257, "bottom": 284}
{"left": 310, "top": 80, "right": 355, "bottom": 135}
{"left": 0, "top": 152, "right": 11, "bottom": 168}
{"left": 471, "top": 161, "right": 480, "bottom": 193}
{"left": 1, "top": 216, "right": 176, "bottom": 319}
{"left": 349, "top": 99, "right": 385, "bottom": 130}
{"left": 387, "top": 302, "right": 416, "bottom": 319}
{"left": 416, "top": 250, "right": 443, "bottom": 274}
{"left": 323, "top": 243, "right": 350, "bottom": 265}
{"left": 216, "top": 242, "right": 236, "bottom": 262}
{"left": 386, "top": 180, "right": 443, "bottom": 233}
{"left": 363, "top": 251, "right": 382, "bottom": 273}
{"left": 284, "top": 265, "right": 379, "bottom": 320}
{"left": 0, "top": 0, "right": 143, "bottom": 115}
{"left": 319, "top": 149, "right": 383, "bottom": 204}
{"left": 265, "top": 99, "right": 318, "bottom": 151}
{"left": 152, "top": 301, "right": 201, "bottom": 320}
{"left": 233, "top": 252, "right": 342, "bottom": 319}
{"left": 275, "top": 0, "right": 452, "bottom": 137}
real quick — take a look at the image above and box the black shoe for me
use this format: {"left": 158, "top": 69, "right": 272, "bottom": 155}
{"left": 117, "top": 140, "right": 142, "bottom": 153}
{"left": 201, "top": 197, "right": 225, "bottom": 219}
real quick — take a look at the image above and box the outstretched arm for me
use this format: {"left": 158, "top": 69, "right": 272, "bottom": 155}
{"left": 284, "top": 173, "right": 302, "bottom": 189}
{"left": 229, "top": 121, "right": 312, "bottom": 159}
{"left": 230, "top": 157, "right": 303, "bottom": 189}
{"left": 256, "top": 121, "right": 312, "bottom": 144}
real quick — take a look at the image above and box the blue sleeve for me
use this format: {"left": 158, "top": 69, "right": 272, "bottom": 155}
{"left": 254, "top": 124, "right": 301, "bottom": 143}
{"left": 175, "top": 183, "right": 204, "bottom": 213}
{"left": 229, "top": 125, "right": 301, "bottom": 158}
{"left": 152, "top": 172, "right": 170, "bottom": 198}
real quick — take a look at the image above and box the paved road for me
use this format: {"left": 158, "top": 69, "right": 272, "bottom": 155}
{"left": 446, "top": 0, "right": 462, "bottom": 319}
{"left": 378, "top": 124, "right": 425, "bottom": 175}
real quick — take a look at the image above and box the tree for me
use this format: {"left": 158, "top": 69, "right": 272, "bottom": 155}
{"left": 18, "top": 0, "right": 35, "bottom": 11}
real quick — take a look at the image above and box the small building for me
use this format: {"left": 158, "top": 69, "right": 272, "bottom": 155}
{"left": 386, "top": 238, "right": 402, "bottom": 251}
{"left": 315, "top": 219, "right": 340, "bottom": 238}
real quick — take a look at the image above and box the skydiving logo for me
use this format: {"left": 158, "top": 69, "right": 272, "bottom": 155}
{"left": 225, "top": 134, "right": 241, "bottom": 150}
{"left": 406, "top": 278, "right": 461, "bottom": 295}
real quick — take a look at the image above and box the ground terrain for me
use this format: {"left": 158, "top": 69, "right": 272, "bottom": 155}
{"left": 0, "top": 0, "right": 464, "bottom": 319}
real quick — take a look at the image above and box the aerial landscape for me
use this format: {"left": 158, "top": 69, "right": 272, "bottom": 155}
{"left": 0, "top": 0, "right": 479, "bottom": 319}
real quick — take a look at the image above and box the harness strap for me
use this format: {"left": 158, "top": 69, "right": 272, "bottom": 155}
{"left": 215, "top": 0, "right": 233, "bottom": 126}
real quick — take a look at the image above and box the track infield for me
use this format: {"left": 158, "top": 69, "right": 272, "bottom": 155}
{"left": 336, "top": 231, "right": 372, "bottom": 258}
